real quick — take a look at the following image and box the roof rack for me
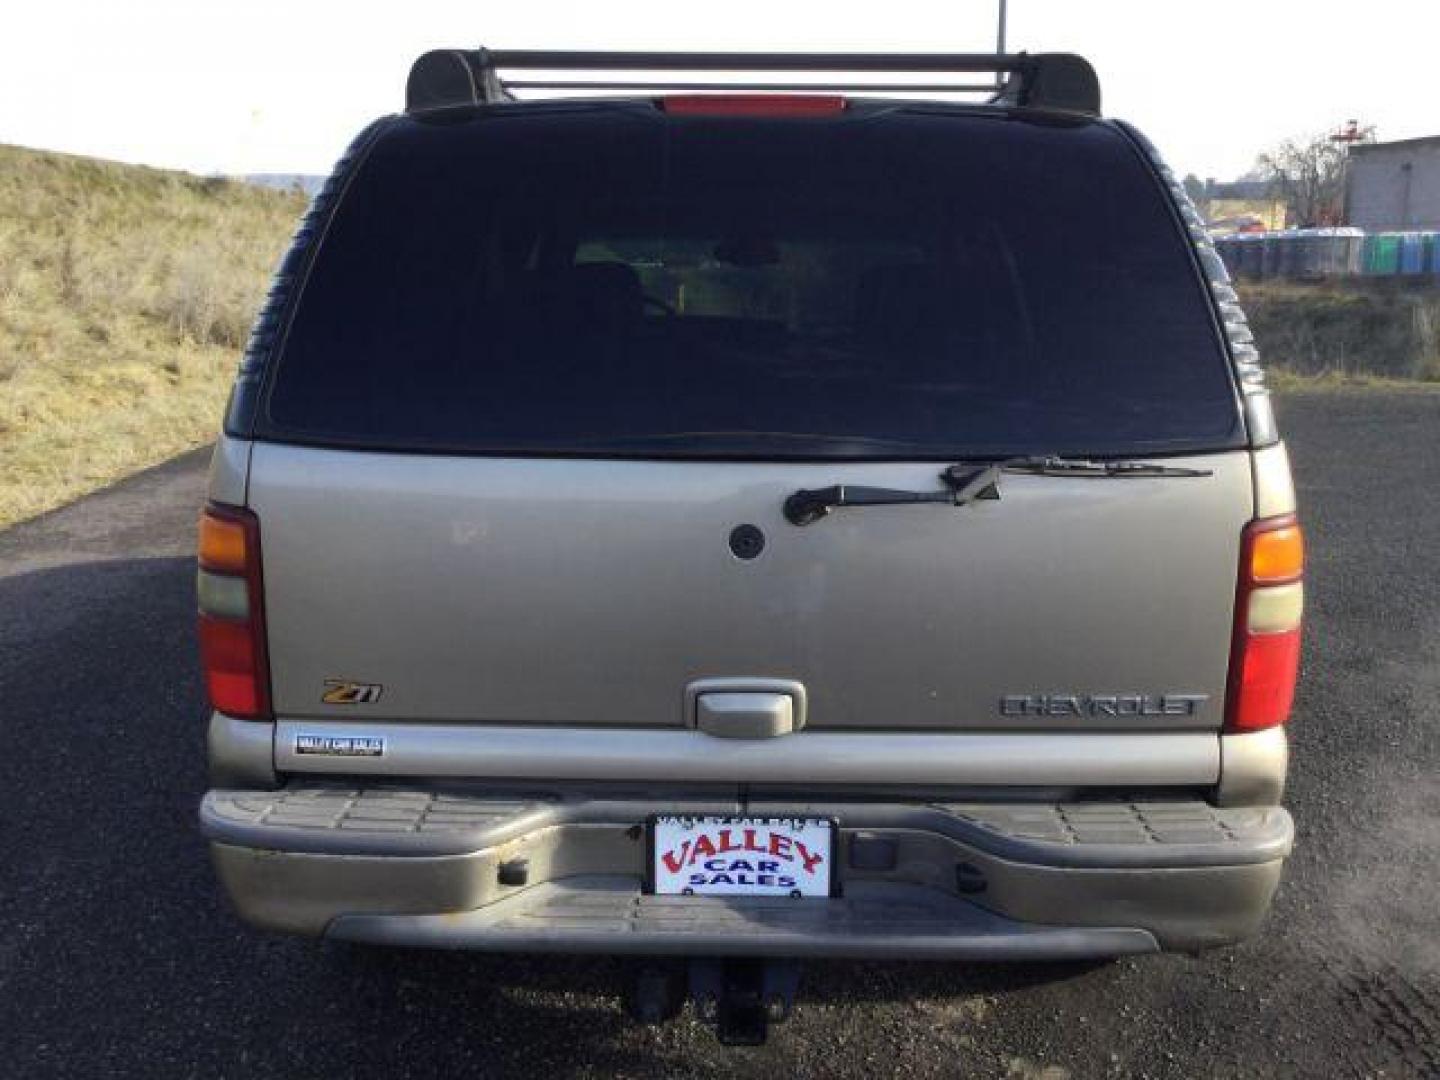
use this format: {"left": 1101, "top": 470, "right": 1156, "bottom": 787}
{"left": 404, "top": 49, "right": 1101, "bottom": 117}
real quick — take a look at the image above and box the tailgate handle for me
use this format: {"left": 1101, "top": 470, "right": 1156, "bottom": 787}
{"left": 685, "top": 679, "right": 807, "bottom": 738}
{"left": 696, "top": 693, "right": 794, "bottom": 739}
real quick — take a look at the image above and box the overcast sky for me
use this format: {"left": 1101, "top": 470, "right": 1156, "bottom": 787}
{"left": 1, "top": 0, "right": 1435, "bottom": 181}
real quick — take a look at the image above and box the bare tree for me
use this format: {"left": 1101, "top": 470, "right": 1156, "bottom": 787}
{"left": 1256, "top": 125, "right": 1375, "bottom": 228}
{"left": 1182, "top": 173, "right": 1208, "bottom": 212}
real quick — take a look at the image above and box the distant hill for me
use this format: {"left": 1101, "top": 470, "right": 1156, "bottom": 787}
{"left": 0, "top": 143, "right": 305, "bottom": 526}
{"left": 244, "top": 173, "right": 325, "bottom": 196}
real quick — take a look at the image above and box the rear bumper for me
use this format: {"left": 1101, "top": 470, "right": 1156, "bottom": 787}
{"left": 201, "top": 785, "right": 1292, "bottom": 958}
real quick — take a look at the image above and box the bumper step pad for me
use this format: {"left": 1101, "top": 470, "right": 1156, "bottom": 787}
{"left": 203, "top": 786, "right": 556, "bottom": 855}
{"left": 943, "top": 801, "right": 1289, "bottom": 861}
{"left": 203, "top": 784, "right": 1292, "bottom": 867}
{"left": 327, "top": 875, "right": 1158, "bottom": 960}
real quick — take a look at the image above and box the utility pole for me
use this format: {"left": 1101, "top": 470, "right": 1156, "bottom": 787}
{"left": 1330, "top": 119, "right": 1370, "bottom": 228}
{"left": 995, "top": 0, "right": 1008, "bottom": 91}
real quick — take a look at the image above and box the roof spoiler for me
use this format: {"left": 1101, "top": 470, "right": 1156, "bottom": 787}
{"left": 404, "top": 50, "right": 1101, "bottom": 117}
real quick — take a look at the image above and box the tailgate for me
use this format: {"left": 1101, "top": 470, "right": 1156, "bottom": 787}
{"left": 248, "top": 443, "right": 1251, "bottom": 733}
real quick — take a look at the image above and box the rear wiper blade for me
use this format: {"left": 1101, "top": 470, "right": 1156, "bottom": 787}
{"left": 973, "top": 456, "right": 1214, "bottom": 480}
{"left": 784, "top": 456, "right": 1210, "bottom": 527}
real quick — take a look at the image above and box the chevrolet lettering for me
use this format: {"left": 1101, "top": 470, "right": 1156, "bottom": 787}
{"left": 1000, "top": 694, "right": 1210, "bottom": 718}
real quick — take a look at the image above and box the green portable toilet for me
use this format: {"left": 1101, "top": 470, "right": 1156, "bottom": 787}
{"left": 1365, "top": 233, "right": 1401, "bottom": 275}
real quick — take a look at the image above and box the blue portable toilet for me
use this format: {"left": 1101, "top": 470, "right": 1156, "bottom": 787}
{"left": 1261, "top": 231, "right": 1288, "bottom": 279}
{"left": 1399, "top": 233, "right": 1426, "bottom": 275}
{"left": 1221, "top": 233, "right": 1264, "bottom": 280}
{"left": 1242, "top": 233, "right": 1267, "bottom": 279}
{"left": 1213, "top": 236, "right": 1239, "bottom": 278}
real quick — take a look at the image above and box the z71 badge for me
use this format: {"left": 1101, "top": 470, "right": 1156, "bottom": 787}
{"left": 322, "top": 680, "right": 384, "bottom": 705}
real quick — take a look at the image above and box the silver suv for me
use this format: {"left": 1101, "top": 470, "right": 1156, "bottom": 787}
{"left": 198, "top": 49, "right": 1301, "bottom": 1037}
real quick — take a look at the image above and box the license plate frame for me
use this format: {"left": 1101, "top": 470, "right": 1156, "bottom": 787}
{"left": 645, "top": 814, "right": 840, "bottom": 899}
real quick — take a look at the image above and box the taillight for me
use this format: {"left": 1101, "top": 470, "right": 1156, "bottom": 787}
{"left": 1225, "top": 514, "right": 1304, "bottom": 732}
{"left": 197, "top": 504, "right": 271, "bottom": 720}
{"left": 660, "top": 94, "right": 848, "bottom": 117}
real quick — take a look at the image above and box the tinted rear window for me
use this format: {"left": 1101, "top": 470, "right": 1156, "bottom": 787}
{"left": 262, "top": 106, "right": 1242, "bottom": 458}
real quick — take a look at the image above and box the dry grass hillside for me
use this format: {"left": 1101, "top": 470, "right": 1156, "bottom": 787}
{"left": 0, "top": 144, "right": 303, "bottom": 528}
{"left": 1238, "top": 279, "right": 1440, "bottom": 384}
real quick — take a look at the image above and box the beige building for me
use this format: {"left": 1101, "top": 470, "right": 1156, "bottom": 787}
{"left": 1200, "top": 180, "right": 1289, "bottom": 234}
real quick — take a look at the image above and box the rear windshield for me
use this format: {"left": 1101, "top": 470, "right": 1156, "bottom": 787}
{"left": 261, "top": 105, "right": 1243, "bottom": 458}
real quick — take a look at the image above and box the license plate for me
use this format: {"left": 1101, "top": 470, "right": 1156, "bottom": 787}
{"left": 649, "top": 815, "right": 836, "bottom": 898}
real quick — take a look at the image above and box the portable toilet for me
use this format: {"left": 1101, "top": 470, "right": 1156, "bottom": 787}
{"left": 1294, "top": 230, "right": 1321, "bottom": 278}
{"left": 1239, "top": 233, "right": 1266, "bottom": 279}
{"left": 1290, "top": 230, "right": 1313, "bottom": 279}
{"left": 1320, "top": 228, "right": 1366, "bottom": 277}
{"left": 1214, "top": 236, "right": 1241, "bottom": 279}
{"left": 1221, "top": 233, "right": 1262, "bottom": 280}
{"left": 1399, "top": 233, "right": 1426, "bottom": 275}
{"left": 1340, "top": 229, "right": 1366, "bottom": 275}
{"left": 1261, "top": 231, "right": 1290, "bottom": 279}
{"left": 1367, "top": 233, "right": 1401, "bottom": 275}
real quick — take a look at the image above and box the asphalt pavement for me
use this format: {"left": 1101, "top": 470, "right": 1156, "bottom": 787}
{"left": 2, "top": 390, "right": 1438, "bottom": 1078}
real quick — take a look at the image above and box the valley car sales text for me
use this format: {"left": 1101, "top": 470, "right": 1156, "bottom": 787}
{"left": 658, "top": 822, "right": 826, "bottom": 890}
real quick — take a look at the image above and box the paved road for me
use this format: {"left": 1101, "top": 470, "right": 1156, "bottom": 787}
{"left": 3, "top": 391, "right": 1439, "bottom": 1079}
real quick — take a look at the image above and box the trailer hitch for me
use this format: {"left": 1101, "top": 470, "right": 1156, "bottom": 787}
{"left": 625, "top": 958, "right": 803, "bottom": 1045}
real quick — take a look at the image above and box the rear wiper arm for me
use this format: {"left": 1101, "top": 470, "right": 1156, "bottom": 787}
{"left": 784, "top": 457, "right": 1210, "bottom": 527}
{"left": 783, "top": 462, "right": 1005, "bottom": 527}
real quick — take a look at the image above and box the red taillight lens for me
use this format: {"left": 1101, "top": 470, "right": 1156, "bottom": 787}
{"left": 197, "top": 504, "right": 271, "bottom": 720}
{"left": 661, "top": 94, "right": 848, "bottom": 117}
{"left": 1225, "top": 514, "right": 1304, "bottom": 733}
{"left": 198, "top": 614, "right": 265, "bottom": 717}
{"left": 1229, "top": 626, "right": 1301, "bottom": 732}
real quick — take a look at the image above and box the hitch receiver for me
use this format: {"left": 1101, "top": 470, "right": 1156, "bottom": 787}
{"left": 688, "top": 958, "right": 803, "bottom": 1046}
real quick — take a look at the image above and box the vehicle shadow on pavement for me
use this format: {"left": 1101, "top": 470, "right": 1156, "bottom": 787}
{"left": 0, "top": 553, "right": 1116, "bottom": 1078}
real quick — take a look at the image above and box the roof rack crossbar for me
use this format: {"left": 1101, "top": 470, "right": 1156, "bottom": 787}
{"left": 502, "top": 81, "right": 1005, "bottom": 94}
{"left": 405, "top": 48, "right": 1100, "bottom": 116}
{"left": 485, "top": 50, "right": 1030, "bottom": 73}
